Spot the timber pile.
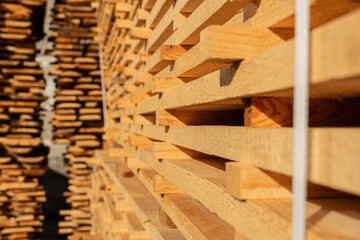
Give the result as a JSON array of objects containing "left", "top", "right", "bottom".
[
  {"left": 90, "top": 0, "right": 360, "bottom": 239},
  {"left": 0, "top": 0, "right": 47, "bottom": 239},
  {"left": 48, "top": 0, "right": 104, "bottom": 239}
]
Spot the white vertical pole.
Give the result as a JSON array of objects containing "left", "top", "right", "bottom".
[{"left": 293, "top": 0, "right": 310, "bottom": 239}]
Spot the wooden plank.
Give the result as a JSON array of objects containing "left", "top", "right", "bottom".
[
  {"left": 96, "top": 151, "right": 185, "bottom": 240},
  {"left": 152, "top": 175, "right": 182, "bottom": 194},
  {"left": 159, "top": 9, "right": 360, "bottom": 114},
  {"left": 163, "top": 194, "right": 235, "bottom": 240},
  {"left": 163, "top": 158, "right": 360, "bottom": 239},
  {"left": 225, "top": 162, "right": 346, "bottom": 199},
  {"left": 160, "top": 45, "right": 191, "bottom": 61},
  {"left": 146, "top": 5, "right": 174, "bottom": 52},
  {"left": 175, "top": 0, "right": 205, "bottom": 14},
  {"left": 173, "top": 26, "right": 283, "bottom": 78},
  {"left": 129, "top": 136, "right": 154, "bottom": 147},
  {"left": 172, "top": 0, "right": 252, "bottom": 45},
  {"left": 123, "top": 210, "right": 150, "bottom": 239},
  {"left": 130, "top": 27, "right": 152, "bottom": 40},
  {"left": 131, "top": 93, "right": 151, "bottom": 103},
  {"left": 133, "top": 114, "right": 155, "bottom": 125},
  {"left": 1, "top": 227, "right": 35, "bottom": 234},
  {"left": 116, "top": 19, "right": 132, "bottom": 29},
  {"left": 122, "top": 124, "right": 360, "bottom": 195},
  {"left": 152, "top": 77, "right": 191, "bottom": 93},
  {"left": 109, "top": 148, "right": 133, "bottom": 158},
  {"left": 153, "top": 142, "right": 210, "bottom": 159},
  {"left": 127, "top": 157, "right": 150, "bottom": 169},
  {"left": 115, "top": 2, "right": 132, "bottom": 13},
  {"left": 142, "top": 0, "right": 156, "bottom": 10},
  {"left": 244, "top": 97, "right": 360, "bottom": 127}
]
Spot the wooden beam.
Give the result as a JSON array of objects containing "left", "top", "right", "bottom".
[
  {"left": 173, "top": 0, "right": 252, "bottom": 45},
  {"left": 159, "top": 9, "right": 360, "bottom": 114},
  {"left": 133, "top": 114, "right": 155, "bottom": 125},
  {"left": 116, "top": 199, "right": 133, "bottom": 211},
  {"left": 163, "top": 158, "right": 360, "bottom": 239},
  {"left": 128, "top": 136, "right": 154, "bottom": 147},
  {"left": 160, "top": 45, "right": 190, "bottom": 61},
  {"left": 137, "top": 9, "right": 149, "bottom": 22},
  {"left": 122, "top": 124, "right": 360, "bottom": 195},
  {"left": 122, "top": 211, "right": 150, "bottom": 239},
  {"left": 131, "top": 93, "right": 151, "bottom": 104},
  {"left": 96, "top": 151, "right": 184, "bottom": 240},
  {"left": 116, "top": 19, "right": 133, "bottom": 29},
  {"left": 225, "top": 162, "right": 346, "bottom": 200},
  {"left": 127, "top": 157, "right": 150, "bottom": 169},
  {"left": 130, "top": 27, "right": 152, "bottom": 40},
  {"left": 244, "top": 97, "right": 360, "bottom": 127},
  {"left": 163, "top": 194, "right": 235, "bottom": 240},
  {"left": 174, "top": 26, "right": 283, "bottom": 78},
  {"left": 153, "top": 142, "right": 209, "bottom": 159},
  {"left": 109, "top": 148, "right": 134, "bottom": 158},
  {"left": 146, "top": 5, "right": 174, "bottom": 52},
  {"left": 152, "top": 175, "right": 182, "bottom": 194},
  {"left": 152, "top": 77, "right": 193, "bottom": 93}
]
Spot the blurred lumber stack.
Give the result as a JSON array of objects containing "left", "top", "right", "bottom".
[
  {"left": 50, "top": 2, "right": 103, "bottom": 146},
  {"left": 91, "top": 0, "right": 360, "bottom": 239},
  {"left": 48, "top": 0, "right": 104, "bottom": 239},
  {"left": 0, "top": 0, "right": 47, "bottom": 239},
  {"left": 58, "top": 155, "right": 93, "bottom": 240},
  {"left": 89, "top": 157, "right": 135, "bottom": 240}
]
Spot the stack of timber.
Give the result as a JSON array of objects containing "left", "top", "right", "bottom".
[
  {"left": 0, "top": 0, "right": 47, "bottom": 239},
  {"left": 49, "top": 0, "right": 104, "bottom": 239},
  {"left": 92, "top": 0, "right": 360, "bottom": 239}
]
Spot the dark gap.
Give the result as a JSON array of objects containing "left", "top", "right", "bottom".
[
  {"left": 39, "top": 170, "right": 68, "bottom": 240},
  {"left": 165, "top": 109, "right": 244, "bottom": 126}
]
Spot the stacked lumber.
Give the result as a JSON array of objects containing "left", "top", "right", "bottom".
[
  {"left": 50, "top": 2, "right": 103, "bottom": 146},
  {"left": 58, "top": 155, "right": 94, "bottom": 240},
  {"left": 91, "top": 0, "right": 360, "bottom": 239},
  {"left": 48, "top": 0, "right": 104, "bottom": 239},
  {"left": 0, "top": 0, "right": 47, "bottom": 239},
  {"left": 90, "top": 157, "right": 144, "bottom": 240}
]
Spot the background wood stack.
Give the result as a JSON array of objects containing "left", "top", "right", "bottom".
[
  {"left": 0, "top": 0, "right": 47, "bottom": 239},
  {"left": 48, "top": 0, "right": 103, "bottom": 238},
  {"left": 88, "top": 0, "right": 360, "bottom": 239}
]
